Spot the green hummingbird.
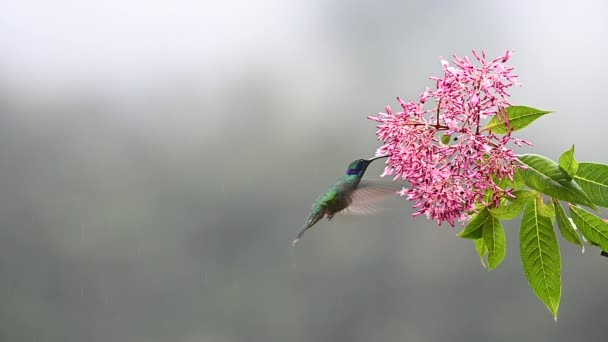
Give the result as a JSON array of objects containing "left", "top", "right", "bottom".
[{"left": 292, "top": 155, "right": 396, "bottom": 246}]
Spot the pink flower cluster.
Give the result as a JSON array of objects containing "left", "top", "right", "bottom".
[{"left": 369, "top": 51, "right": 529, "bottom": 226}]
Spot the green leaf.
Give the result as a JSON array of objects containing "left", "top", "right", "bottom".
[
  {"left": 473, "top": 238, "right": 488, "bottom": 268},
  {"left": 489, "top": 201, "right": 525, "bottom": 220},
  {"left": 536, "top": 195, "right": 555, "bottom": 218},
  {"left": 483, "top": 216, "right": 506, "bottom": 270},
  {"left": 517, "top": 154, "right": 596, "bottom": 209},
  {"left": 520, "top": 202, "right": 561, "bottom": 320},
  {"left": 558, "top": 145, "right": 578, "bottom": 178},
  {"left": 569, "top": 205, "right": 608, "bottom": 251},
  {"left": 458, "top": 209, "right": 490, "bottom": 239},
  {"left": 552, "top": 199, "right": 584, "bottom": 248},
  {"left": 495, "top": 175, "right": 512, "bottom": 189},
  {"left": 484, "top": 106, "right": 552, "bottom": 134},
  {"left": 495, "top": 168, "right": 524, "bottom": 190},
  {"left": 573, "top": 162, "right": 608, "bottom": 207},
  {"left": 508, "top": 189, "right": 538, "bottom": 204},
  {"left": 513, "top": 168, "right": 525, "bottom": 189},
  {"left": 440, "top": 134, "right": 451, "bottom": 145}
]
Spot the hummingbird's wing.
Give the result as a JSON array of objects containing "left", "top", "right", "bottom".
[{"left": 340, "top": 181, "right": 401, "bottom": 216}]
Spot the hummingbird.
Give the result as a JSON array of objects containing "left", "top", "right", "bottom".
[{"left": 292, "top": 154, "right": 396, "bottom": 246}]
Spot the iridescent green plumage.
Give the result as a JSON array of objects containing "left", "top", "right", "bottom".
[{"left": 292, "top": 155, "right": 394, "bottom": 245}]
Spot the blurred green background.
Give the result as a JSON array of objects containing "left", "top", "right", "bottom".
[{"left": 1, "top": 1, "right": 607, "bottom": 341}]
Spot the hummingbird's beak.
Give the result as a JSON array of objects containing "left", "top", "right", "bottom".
[{"left": 367, "top": 154, "right": 390, "bottom": 162}]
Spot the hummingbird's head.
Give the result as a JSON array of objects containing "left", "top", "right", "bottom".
[{"left": 345, "top": 155, "right": 389, "bottom": 176}]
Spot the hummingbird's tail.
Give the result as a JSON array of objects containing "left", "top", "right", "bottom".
[{"left": 292, "top": 209, "right": 325, "bottom": 246}]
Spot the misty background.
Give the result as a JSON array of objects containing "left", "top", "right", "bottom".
[{"left": 1, "top": 1, "right": 607, "bottom": 341}]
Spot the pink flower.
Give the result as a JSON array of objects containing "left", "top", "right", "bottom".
[{"left": 369, "top": 50, "right": 524, "bottom": 226}]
